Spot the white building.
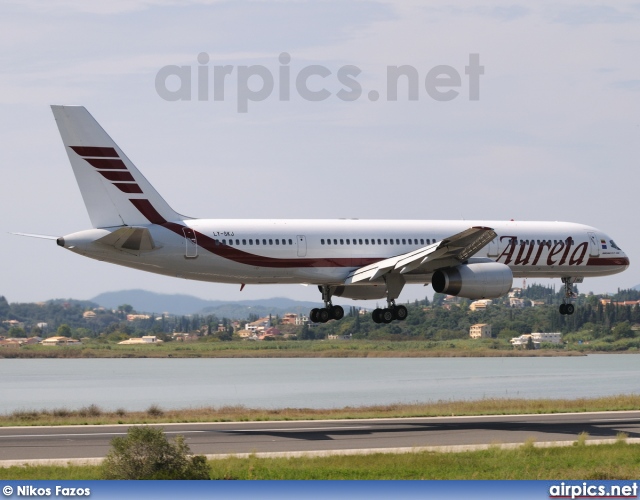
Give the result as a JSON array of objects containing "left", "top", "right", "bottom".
[
  {"left": 510, "top": 333, "right": 562, "bottom": 348},
  {"left": 118, "top": 335, "right": 162, "bottom": 345},
  {"left": 510, "top": 334, "right": 538, "bottom": 348},
  {"left": 470, "top": 324, "right": 492, "bottom": 339},
  {"left": 531, "top": 332, "right": 562, "bottom": 344},
  {"left": 245, "top": 317, "right": 271, "bottom": 332},
  {"left": 469, "top": 299, "right": 492, "bottom": 311}
]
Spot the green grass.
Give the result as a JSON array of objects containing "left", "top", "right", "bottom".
[
  {"left": 2, "top": 442, "right": 639, "bottom": 480},
  {"left": 3, "top": 339, "right": 581, "bottom": 358},
  {"left": 3, "top": 394, "right": 640, "bottom": 427}
]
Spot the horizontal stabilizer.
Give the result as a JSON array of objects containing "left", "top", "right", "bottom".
[{"left": 95, "top": 226, "right": 158, "bottom": 252}]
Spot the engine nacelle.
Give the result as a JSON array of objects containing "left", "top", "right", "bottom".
[{"left": 432, "top": 262, "right": 513, "bottom": 300}]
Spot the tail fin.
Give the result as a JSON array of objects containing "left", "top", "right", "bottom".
[{"left": 51, "top": 105, "right": 188, "bottom": 228}]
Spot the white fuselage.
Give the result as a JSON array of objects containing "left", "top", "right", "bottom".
[{"left": 61, "top": 218, "right": 629, "bottom": 289}]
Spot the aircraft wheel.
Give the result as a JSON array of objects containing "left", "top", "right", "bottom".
[
  {"left": 372, "top": 308, "right": 383, "bottom": 324},
  {"left": 566, "top": 304, "right": 575, "bottom": 315},
  {"left": 381, "top": 308, "right": 394, "bottom": 324},
  {"left": 310, "top": 308, "right": 319, "bottom": 323},
  {"left": 394, "top": 305, "right": 408, "bottom": 321},
  {"left": 330, "top": 305, "right": 345, "bottom": 321},
  {"left": 317, "top": 308, "right": 330, "bottom": 323},
  {"left": 559, "top": 304, "right": 567, "bottom": 315}
]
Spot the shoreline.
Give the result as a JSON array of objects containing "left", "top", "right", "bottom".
[{"left": 0, "top": 345, "right": 596, "bottom": 359}]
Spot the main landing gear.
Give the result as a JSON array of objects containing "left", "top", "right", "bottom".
[
  {"left": 559, "top": 277, "right": 580, "bottom": 315},
  {"left": 372, "top": 302, "right": 408, "bottom": 324},
  {"left": 309, "top": 276, "right": 410, "bottom": 324},
  {"left": 371, "top": 274, "right": 408, "bottom": 323},
  {"left": 309, "top": 285, "right": 345, "bottom": 324}
]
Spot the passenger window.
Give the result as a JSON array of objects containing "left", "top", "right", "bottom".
[
  {"left": 333, "top": 239, "right": 337, "bottom": 245},
  {"left": 340, "top": 239, "right": 344, "bottom": 245},
  {"left": 390, "top": 239, "right": 394, "bottom": 245},
  {"left": 365, "top": 239, "right": 369, "bottom": 245},
  {"left": 396, "top": 239, "right": 400, "bottom": 244},
  {"left": 420, "top": 239, "right": 424, "bottom": 245},
  {"left": 263, "top": 239, "right": 267, "bottom": 245},
  {"left": 327, "top": 239, "right": 331, "bottom": 245},
  {"left": 275, "top": 239, "right": 279, "bottom": 245},
  {"left": 289, "top": 239, "right": 293, "bottom": 245},
  {"left": 346, "top": 239, "right": 350, "bottom": 245},
  {"left": 249, "top": 239, "right": 253, "bottom": 245},
  {"left": 321, "top": 239, "right": 325, "bottom": 245}
]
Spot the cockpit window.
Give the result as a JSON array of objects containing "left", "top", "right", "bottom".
[{"left": 610, "top": 240, "right": 621, "bottom": 251}]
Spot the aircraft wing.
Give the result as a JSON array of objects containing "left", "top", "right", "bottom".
[{"left": 344, "top": 226, "right": 496, "bottom": 284}]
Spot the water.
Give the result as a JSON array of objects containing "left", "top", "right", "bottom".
[{"left": 1, "top": 355, "right": 639, "bottom": 413}]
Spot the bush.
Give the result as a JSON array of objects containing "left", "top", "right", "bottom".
[
  {"left": 147, "top": 404, "right": 164, "bottom": 417},
  {"left": 101, "top": 426, "right": 210, "bottom": 479}
]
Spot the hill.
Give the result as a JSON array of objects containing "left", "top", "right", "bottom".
[{"left": 90, "top": 289, "right": 320, "bottom": 318}]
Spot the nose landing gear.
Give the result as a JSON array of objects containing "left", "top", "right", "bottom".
[{"left": 559, "top": 277, "right": 581, "bottom": 315}]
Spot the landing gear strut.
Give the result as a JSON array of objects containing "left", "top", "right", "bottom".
[
  {"left": 559, "top": 277, "right": 579, "bottom": 315},
  {"left": 309, "top": 285, "right": 344, "bottom": 324}
]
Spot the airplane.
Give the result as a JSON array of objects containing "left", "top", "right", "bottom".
[{"left": 19, "top": 105, "right": 630, "bottom": 324}]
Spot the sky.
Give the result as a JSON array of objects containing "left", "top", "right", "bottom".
[{"left": 1, "top": 0, "right": 639, "bottom": 306}]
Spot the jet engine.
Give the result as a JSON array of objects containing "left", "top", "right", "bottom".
[{"left": 431, "top": 262, "right": 513, "bottom": 300}]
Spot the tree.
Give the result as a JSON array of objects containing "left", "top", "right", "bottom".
[
  {"left": 612, "top": 321, "right": 635, "bottom": 340},
  {"left": 526, "top": 336, "right": 535, "bottom": 350},
  {"left": 57, "top": 324, "right": 72, "bottom": 337},
  {"left": 0, "top": 296, "right": 10, "bottom": 319},
  {"left": 7, "top": 326, "right": 26, "bottom": 338},
  {"left": 101, "top": 426, "right": 209, "bottom": 480},
  {"left": 117, "top": 304, "right": 134, "bottom": 317},
  {"left": 299, "top": 323, "right": 314, "bottom": 340}
]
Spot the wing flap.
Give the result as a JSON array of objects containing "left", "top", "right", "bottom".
[{"left": 345, "top": 226, "right": 496, "bottom": 284}]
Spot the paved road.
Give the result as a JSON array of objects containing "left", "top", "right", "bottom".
[{"left": 1, "top": 411, "right": 639, "bottom": 462}]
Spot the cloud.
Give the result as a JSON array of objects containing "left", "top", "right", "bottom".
[
  {"left": 610, "top": 79, "right": 640, "bottom": 91},
  {"left": 552, "top": 5, "right": 636, "bottom": 25}
]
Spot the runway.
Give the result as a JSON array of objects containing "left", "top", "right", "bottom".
[{"left": 1, "top": 411, "right": 639, "bottom": 464}]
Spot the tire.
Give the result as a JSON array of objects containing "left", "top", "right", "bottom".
[
  {"left": 381, "top": 309, "right": 394, "bottom": 323},
  {"left": 394, "top": 305, "right": 408, "bottom": 321},
  {"left": 372, "top": 308, "right": 383, "bottom": 324},
  {"left": 331, "top": 305, "right": 345, "bottom": 321},
  {"left": 310, "top": 308, "right": 319, "bottom": 323},
  {"left": 559, "top": 304, "right": 567, "bottom": 315},
  {"left": 566, "top": 304, "right": 575, "bottom": 315},
  {"left": 318, "top": 308, "right": 330, "bottom": 323}
]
